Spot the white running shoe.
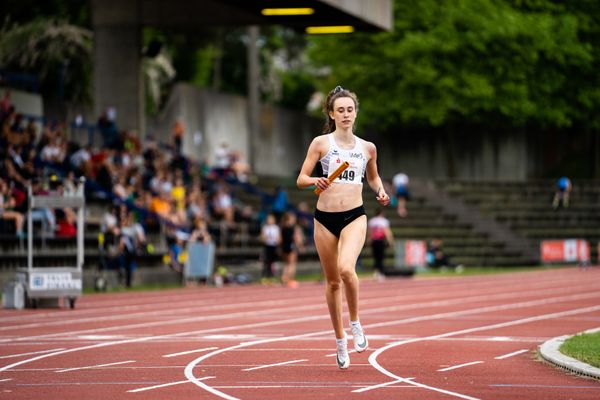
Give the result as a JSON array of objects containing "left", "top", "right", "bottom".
[
  {"left": 336, "top": 341, "right": 350, "bottom": 369},
  {"left": 351, "top": 323, "right": 369, "bottom": 353}
]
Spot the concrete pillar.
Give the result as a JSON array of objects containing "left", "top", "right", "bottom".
[
  {"left": 92, "top": 0, "right": 143, "bottom": 134},
  {"left": 247, "top": 25, "right": 260, "bottom": 171}
]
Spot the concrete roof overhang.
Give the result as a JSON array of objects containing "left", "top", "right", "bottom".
[{"left": 94, "top": 0, "right": 392, "bottom": 32}]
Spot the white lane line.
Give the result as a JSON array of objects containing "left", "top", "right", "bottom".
[
  {"left": 368, "top": 304, "right": 600, "bottom": 400},
  {"left": 162, "top": 347, "right": 219, "bottom": 358},
  {"left": 3, "top": 277, "right": 588, "bottom": 343},
  {"left": 438, "top": 361, "right": 484, "bottom": 372},
  {"left": 214, "top": 384, "right": 415, "bottom": 389},
  {"left": 352, "top": 378, "right": 415, "bottom": 393},
  {"left": 184, "top": 294, "right": 600, "bottom": 400},
  {"left": 56, "top": 360, "right": 135, "bottom": 373},
  {"left": 495, "top": 349, "right": 529, "bottom": 360},
  {"left": 127, "top": 376, "right": 214, "bottom": 393},
  {"left": 326, "top": 349, "right": 357, "bottom": 357},
  {"left": 0, "top": 348, "right": 65, "bottom": 359},
  {"left": 3, "top": 286, "right": 599, "bottom": 398},
  {"left": 243, "top": 359, "right": 307, "bottom": 371},
  {"left": 0, "top": 378, "right": 13, "bottom": 382}
]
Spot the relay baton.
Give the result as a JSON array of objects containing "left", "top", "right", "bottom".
[{"left": 314, "top": 161, "right": 350, "bottom": 195}]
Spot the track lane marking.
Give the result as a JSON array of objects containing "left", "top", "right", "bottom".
[
  {"left": 326, "top": 349, "right": 357, "bottom": 357},
  {"left": 127, "top": 376, "right": 214, "bottom": 393},
  {"left": 494, "top": 349, "right": 529, "bottom": 360},
  {"left": 183, "top": 294, "right": 600, "bottom": 400},
  {"left": 0, "top": 348, "right": 65, "bottom": 359},
  {"left": 55, "top": 360, "right": 135, "bottom": 373},
  {"left": 438, "top": 361, "right": 484, "bottom": 372},
  {"left": 3, "top": 290, "right": 599, "bottom": 377},
  {"left": 1, "top": 272, "right": 587, "bottom": 334},
  {"left": 242, "top": 359, "right": 307, "bottom": 371},
  {"left": 162, "top": 347, "right": 219, "bottom": 358},
  {"left": 368, "top": 304, "right": 600, "bottom": 400},
  {"left": 183, "top": 292, "right": 600, "bottom": 400},
  {"left": 0, "top": 270, "right": 584, "bottom": 326},
  {"left": 352, "top": 378, "right": 415, "bottom": 393},
  {"left": 0, "top": 378, "right": 12, "bottom": 382},
  {"left": 5, "top": 280, "right": 596, "bottom": 345},
  {"left": 3, "top": 277, "right": 600, "bottom": 399}
]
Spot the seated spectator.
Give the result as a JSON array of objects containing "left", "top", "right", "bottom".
[
  {"left": 40, "top": 133, "right": 66, "bottom": 166},
  {"left": 4, "top": 144, "right": 31, "bottom": 188},
  {"left": 212, "top": 141, "right": 231, "bottom": 178},
  {"left": 30, "top": 181, "right": 56, "bottom": 236},
  {"left": 55, "top": 208, "right": 77, "bottom": 238},
  {"left": 149, "top": 187, "right": 172, "bottom": 218},
  {"left": 69, "top": 144, "right": 93, "bottom": 177},
  {"left": 97, "top": 109, "right": 118, "bottom": 149},
  {"left": 112, "top": 174, "right": 130, "bottom": 200},
  {"left": 552, "top": 176, "right": 572, "bottom": 209},
  {"left": 189, "top": 215, "right": 212, "bottom": 244},
  {"left": 211, "top": 183, "right": 235, "bottom": 227},
  {"left": 167, "top": 230, "right": 190, "bottom": 274},
  {"left": 0, "top": 177, "right": 25, "bottom": 237},
  {"left": 426, "top": 238, "right": 461, "bottom": 271},
  {"left": 172, "top": 175, "right": 186, "bottom": 212},
  {"left": 187, "top": 187, "right": 209, "bottom": 222},
  {"left": 229, "top": 150, "right": 251, "bottom": 182}
]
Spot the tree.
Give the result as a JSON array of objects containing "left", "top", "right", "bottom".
[
  {"left": 307, "top": 0, "right": 598, "bottom": 131},
  {"left": 0, "top": 19, "right": 93, "bottom": 105}
]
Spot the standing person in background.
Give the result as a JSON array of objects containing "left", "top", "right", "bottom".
[
  {"left": 296, "top": 85, "right": 390, "bottom": 369},
  {"left": 368, "top": 208, "right": 395, "bottom": 281},
  {"left": 260, "top": 213, "right": 281, "bottom": 284},
  {"left": 392, "top": 172, "right": 410, "bottom": 217},
  {"left": 171, "top": 118, "right": 184, "bottom": 154},
  {"left": 271, "top": 185, "right": 289, "bottom": 223},
  {"left": 280, "top": 211, "right": 305, "bottom": 288}
]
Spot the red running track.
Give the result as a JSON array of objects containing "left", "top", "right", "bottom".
[{"left": 1, "top": 267, "right": 600, "bottom": 400}]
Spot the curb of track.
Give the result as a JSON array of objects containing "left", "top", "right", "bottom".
[{"left": 539, "top": 327, "right": 600, "bottom": 380}]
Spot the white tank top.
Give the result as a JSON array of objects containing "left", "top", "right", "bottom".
[{"left": 319, "top": 134, "right": 367, "bottom": 185}]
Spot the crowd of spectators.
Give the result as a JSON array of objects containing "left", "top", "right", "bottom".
[{"left": 0, "top": 91, "right": 308, "bottom": 287}]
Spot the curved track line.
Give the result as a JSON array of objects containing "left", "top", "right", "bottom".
[
  {"left": 183, "top": 292, "right": 600, "bottom": 399},
  {"left": 2, "top": 287, "right": 598, "bottom": 375},
  {"left": 368, "top": 304, "right": 600, "bottom": 399}
]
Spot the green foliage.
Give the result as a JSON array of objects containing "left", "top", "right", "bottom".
[
  {"left": 164, "top": 26, "right": 315, "bottom": 111},
  {"left": 307, "top": 0, "right": 598, "bottom": 130},
  {"left": 279, "top": 70, "right": 316, "bottom": 110},
  {"left": 0, "top": 19, "right": 93, "bottom": 104},
  {"left": 0, "top": 0, "right": 90, "bottom": 27}
]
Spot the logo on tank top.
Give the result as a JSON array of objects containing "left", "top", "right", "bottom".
[{"left": 349, "top": 152, "right": 363, "bottom": 159}]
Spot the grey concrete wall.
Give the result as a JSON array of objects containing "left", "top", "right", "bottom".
[
  {"left": 374, "top": 129, "right": 529, "bottom": 180},
  {"left": 147, "top": 84, "right": 320, "bottom": 177},
  {"left": 148, "top": 84, "right": 533, "bottom": 180}
]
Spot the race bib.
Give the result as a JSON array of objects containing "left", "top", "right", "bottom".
[{"left": 329, "top": 156, "right": 362, "bottom": 185}]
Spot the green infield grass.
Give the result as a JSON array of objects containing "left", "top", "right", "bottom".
[{"left": 559, "top": 331, "right": 600, "bottom": 369}]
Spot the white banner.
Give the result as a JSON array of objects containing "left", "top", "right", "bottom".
[{"left": 29, "top": 272, "right": 82, "bottom": 291}]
